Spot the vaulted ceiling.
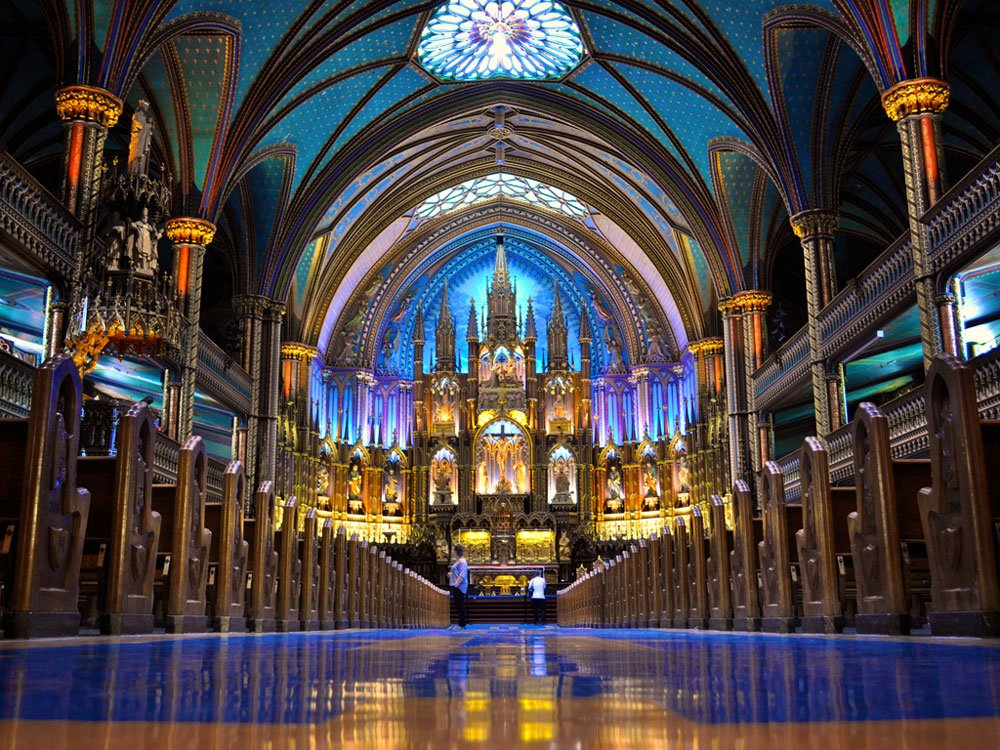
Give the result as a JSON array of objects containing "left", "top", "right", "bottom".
[{"left": 2, "top": 0, "right": 998, "bottom": 366}]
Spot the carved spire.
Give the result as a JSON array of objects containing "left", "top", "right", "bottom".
[
  {"left": 435, "top": 281, "right": 456, "bottom": 372},
  {"left": 548, "top": 283, "right": 568, "bottom": 370},
  {"left": 493, "top": 229, "right": 511, "bottom": 291},
  {"left": 486, "top": 229, "right": 517, "bottom": 344},
  {"left": 524, "top": 297, "right": 537, "bottom": 340},
  {"left": 466, "top": 296, "right": 479, "bottom": 342},
  {"left": 578, "top": 302, "right": 592, "bottom": 343},
  {"left": 412, "top": 303, "right": 425, "bottom": 344}
]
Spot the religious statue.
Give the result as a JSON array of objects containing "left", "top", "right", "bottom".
[
  {"left": 129, "top": 206, "right": 162, "bottom": 277},
  {"left": 478, "top": 461, "right": 489, "bottom": 494},
  {"left": 646, "top": 332, "right": 667, "bottom": 362},
  {"left": 554, "top": 460, "right": 571, "bottom": 496},
  {"left": 432, "top": 454, "right": 453, "bottom": 503},
  {"left": 604, "top": 326, "right": 623, "bottom": 369},
  {"left": 384, "top": 464, "right": 400, "bottom": 503},
  {"left": 643, "top": 457, "right": 659, "bottom": 497},
  {"left": 514, "top": 458, "right": 527, "bottom": 493},
  {"left": 495, "top": 474, "right": 512, "bottom": 494},
  {"left": 127, "top": 99, "right": 153, "bottom": 176},
  {"left": 434, "top": 401, "right": 453, "bottom": 423},
  {"left": 678, "top": 456, "right": 691, "bottom": 496},
  {"left": 558, "top": 530, "right": 571, "bottom": 560},
  {"left": 553, "top": 390, "right": 567, "bottom": 418},
  {"left": 606, "top": 464, "right": 624, "bottom": 511},
  {"left": 348, "top": 463, "right": 363, "bottom": 501}
]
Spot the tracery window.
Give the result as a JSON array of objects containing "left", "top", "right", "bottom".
[
  {"left": 415, "top": 173, "right": 588, "bottom": 221},
  {"left": 418, "top": 0, "right": 584, "bottom": 81}
]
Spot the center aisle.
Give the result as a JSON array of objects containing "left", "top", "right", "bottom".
[{"left": 1, "top": 626, "right": 999, "bottom": 748}]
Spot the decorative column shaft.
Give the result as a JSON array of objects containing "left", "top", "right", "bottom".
[
  {"left": 882, "top": 78, "right": 951, "bottom": 367},
  {"left": 165, "top": 218, "right": 215, "bottom": 442},
  {"left": 55, "top": 85, "right": 123, "bottom": 222},
  {"left": 233, "top": 294, "right": 269, "bottom": 492},
  {"left": 261, "top": 301, "right": 285, "bottom": 485},
  {"left": 688, "top": 338, "right": 724, "bottom": 504},
  {"left": 790, "top": 209, "right": 841, "bottom": 436},
  {"left": 936, "top": 291, "right": 963, "bottom": 358},
  {"left": 42, "top": 286, "right": 67, "bottom": 359}
]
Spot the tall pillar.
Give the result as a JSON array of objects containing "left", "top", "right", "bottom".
[
  {"left": 790, "top": 209, "right": 842, "bottom": 436},
  {"left": 165, "top": 218, "right": 215, "bottom": 442},
  {"left": 233, "top": 295, "right": 267, "bottom": 492},
  {"left": 936, "top": 291, "right": 963, "bottom": 358},
  {"left": 688, "top": 338, "right": 724, "bottom": 504},
  {"left": 719, "top": 290, "right": 772, "bottom": 494},
  {"left": 54, "top": 85, "right": 123, "bottom": 222},
  {"left": 281, "top": 342, "right": 319, "bottom": 504},
  {"left": 882, "top": 78, "right": 951, "bottom": 368},
  {"left": 42, "top": 286, "right": 68, "bottom": 358},
  {"left": 261, "top": 301, "right": 285, "bottom": 485}
]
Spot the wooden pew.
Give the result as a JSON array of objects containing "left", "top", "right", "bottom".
[
  {"left": 848, "top": 402, "right": 930, "bottom": 635},
  {"left": 707, "top": 495, "right": 733, "bottom": 630},
  {"left": 1, "top": 354, "right": 91, "bottom": 639},
  {"left": 318, "top": 520, "right": 337, "bottom": 630},
  {"left": 730, "top": 480, "right": 762, "bottom": 631},
  {"left": 331, "top": 527, "right": 349, "bottom": 629},
  {"left": 918, "top": 354, "right": 1000, "bottom": 637},
  {"left": 207, "top": 461, "right": 249, "bottom": 633},
  {"left": 758, "top": 461, "right": 799, "bottom": 633},
  {"left": 247, "top": 481, "right": 279, "bottom": 632},
  {"left": 275, "top": 496, "right": 302, "bottom": 632},
  {"left": 76, "top": 402, "right": 162, "bottom": 635},
  {"left": 687, "top": 508, "right": 709, "bottom": 629},
  {"left": 636, "top": 538, "right": 652, "bottom": 627},
  {"left": 795, "top": 436, "right": 850, "bottom": 634},
  {"left": 672, "top": 518, "right": 690, "bottom": 628},
  {"left": 299, "top": 508, "right": 321, "bottom": 631},
  {"left": 647, "top": 534, "right": 662, "bottom": 628},
  {"left": 358, "top": 540, "right": 370, "bottom": 628},
  {"left": 151, "top": 435, "right": 212, "bottom": 633},
  {"left": 347, "top": 534, "right": 361, "bottom": 628},
  {"left": 658, "top": 526, "right": 676, "bottom": 627}
]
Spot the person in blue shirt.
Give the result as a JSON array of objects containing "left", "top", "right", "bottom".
[
  {"left": 528, "top": 570, "right": 547, "bottom": 625},
  {"left": 449, "top": 545, "right": 469, "bottom": 628}
]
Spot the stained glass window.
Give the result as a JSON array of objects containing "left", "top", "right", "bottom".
[
  {"left": 418, "top": 0, "right": 585, "bottom": 82},
  {"left": 414, "top": 173, "right": 589, "bottom": 221}
]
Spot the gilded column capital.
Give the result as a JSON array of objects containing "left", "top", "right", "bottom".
[
  {"left": 719, "top": 290, "right": 772, "bottom": 316},
  {"left": 881, "top": 77, "right": 950, "bottom": 122},
  {"left": 281, "top": 342, "right": 319, "bottom": 361},
  {"left": 55, "top": 85, "right": 123, "bottom": 128},
  {"left": 790, "top": 209, "right": 839, "bottom": 240},
  {"left": 232, "top": 294, "right": 271, "bottom": 318},
  {"left": 688, "top": 338, "right": 724, "bottom": 357},
  {"left": 165, "top": 217, "right": 216, "bottom": 247}
]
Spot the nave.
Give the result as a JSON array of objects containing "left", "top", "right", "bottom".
[{"left": 1, "top": 625, "right": 999, "bottom": 749}]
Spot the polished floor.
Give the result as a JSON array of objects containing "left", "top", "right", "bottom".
[{"left": 1, "top": 625, "right": 999, "bottom": 749}]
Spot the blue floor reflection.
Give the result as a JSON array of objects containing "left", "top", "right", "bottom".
[{"left": 1, "top": 627, "right": 999, "bottom": 725}]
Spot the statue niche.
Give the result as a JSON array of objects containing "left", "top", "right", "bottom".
[
  {"left": 639, "top": 444, "right": 660, "bottom": 511},
  {"left": 430, "top": 446, "right": 457, "bottom": 506},
  {"left": 347, "top": 448, "right": 366, "bottom": 515},
  {"left": 475, "top": 419, "right": 529, "bottom": 495},
  {"left": 548, "top": 444, "right": 577, "bottom": 505},
  {"left": 382, "top": 452, "right": 403, "bottom": 517},
  {"left": 603, "top": 448, "right": 624, "bottom": 513}
]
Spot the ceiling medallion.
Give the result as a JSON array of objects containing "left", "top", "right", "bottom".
[{"left": 418, "top": 0, "right": 585, "bottom": 82}]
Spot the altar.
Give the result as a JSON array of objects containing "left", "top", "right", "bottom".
[{"left": 468, "top": 564, "right": 558, "bottom": 595}]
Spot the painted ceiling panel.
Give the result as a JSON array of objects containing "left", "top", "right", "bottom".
[
  {"left": 772, "top": 26, "right": 831, "bottom": 197},
  {"left": 272, "top": 15, "right": 419, "bottom": 113},
  {"left": 259, "top": 66, "right": 390, "bottom": 189},
  {"left": 328, "top": 65, "right": 434, "bottom": 156},
  {"left": 564, "top": 62, "right": 676, "bottom": 162},
  {"left": 578, "top": 9, "right": 730, "bottom": 103},
  {"left": 715, "top": 150, "right": 759, "bottom": 270},
  {"left": 244, "top": 155, "right": 289, "bottom": 270},
  {"left": 171, "top": 34, "right": 232, "bottom": 190},
  {"left": 614, "top": 61, "right": 744, "bottom": 186}
]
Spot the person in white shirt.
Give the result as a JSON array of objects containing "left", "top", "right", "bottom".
[
  {"left": 449, "top": 545, "right": 469, "bottom": 627},
  {"left": 527, "top": 570, "right": 547, "bottom": 625}
]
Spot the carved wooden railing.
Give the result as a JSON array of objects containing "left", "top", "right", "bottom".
[
  {"left": 926, "top": 142, "right": 1000, "bottom": 275},
  {"left": 778, "top": 345, "right": 1000, "bottom": 500},
  {"left": 0, "top": 347, "right": 36, "bottom": 417},
  {"left": 755, "top": 144, "right": 1000, "bottom": 411},
  {"left": 195, "top": 331, "right": 252, "bottom": 415},
  {"left": 0, "top": 150, "right": 79, "bottom": 278}
]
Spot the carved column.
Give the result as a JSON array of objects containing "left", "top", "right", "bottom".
[
  {"left": 261, "top": 301, "right": 285, "bottom": 485},
  {"left": 720, "top": 291, "right": 771, "bottom": 495},
  {"left": 936, "top": 292, "right": 963, "bottom": 358},
  {"left": 882, "top": 78, "right": 950, "bottom": 368},
  {"left": 790, "top": 209, "right": 841, "bottom": 436},
  {"left": 55, "top": 85, "right": 123, "bottom": 222},
  {"left": 42, "top": 287, "right": 68, "bottom": 359},
  {"left": 234, "top": 295, "right": 267, "bottom": 492},
  {"left": 280, "top": 342, "right": 319, "bottom": 506},
  {"left": 688, "top": 338, "right": 724, "bottom": 504},
  {"left": 165, "top": 218, "right": 215, "bottom": 442}
]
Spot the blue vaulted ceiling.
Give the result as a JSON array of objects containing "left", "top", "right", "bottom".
[{"left": 3, "top": 1, "right": 998, "bottom": 363}]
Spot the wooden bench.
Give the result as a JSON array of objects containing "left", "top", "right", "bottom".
[
  {"left": 758, "top": 461, "right": 799, "bottom": 633},
  {"left": 687, "top": 509, "right": 710, "bottom": 629},
  {"left": 672, "top": 518, "right": 690, "bottom": 628},
  {"left": 151, "top": 435, "right": 212, "bottom": 633},
  {"left": 795, "top": 436, "right": 852, "bottom": 634},
  {"left": 0, "top": 354, "right": 91, "bottom": 639},
  {"left": 848, "top": 402, "right": 931, "bottom": 634},
  {"left": 299, "top": 507, "right": 320, "bottom": 631},
  {"left": 730, "top": 480, "right": 762, "bottom": 631},
  {"left": 275, "top": 496, "right": 302, "bottom": 632},
  {"left": 247, "top": 481, "right": 278, "bottom": 632},
  {"left": 657, "top": 526, "right": 676, "bottom": 628},
  {"left": 76, "top": 402, "right": 161, "bottom": 635},
  {"left": 206, "top": 460, "right": 249, "bottom": 633},
  {"left": 707, "top": 495, "right": 733, "bottom": 630},
  {"left": 317, "top": 520, "right": 337, "bottom": 630},
  {"left": 918, "top": 354, "right": 1000, "bottom": 637}
]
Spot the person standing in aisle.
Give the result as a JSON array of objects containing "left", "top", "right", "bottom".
[
  {"left": 449, "top": 545, "right": 469, "bottom": 628},
  {"left": 528, "top": 570, "right": 547, "bottom": 625}
]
